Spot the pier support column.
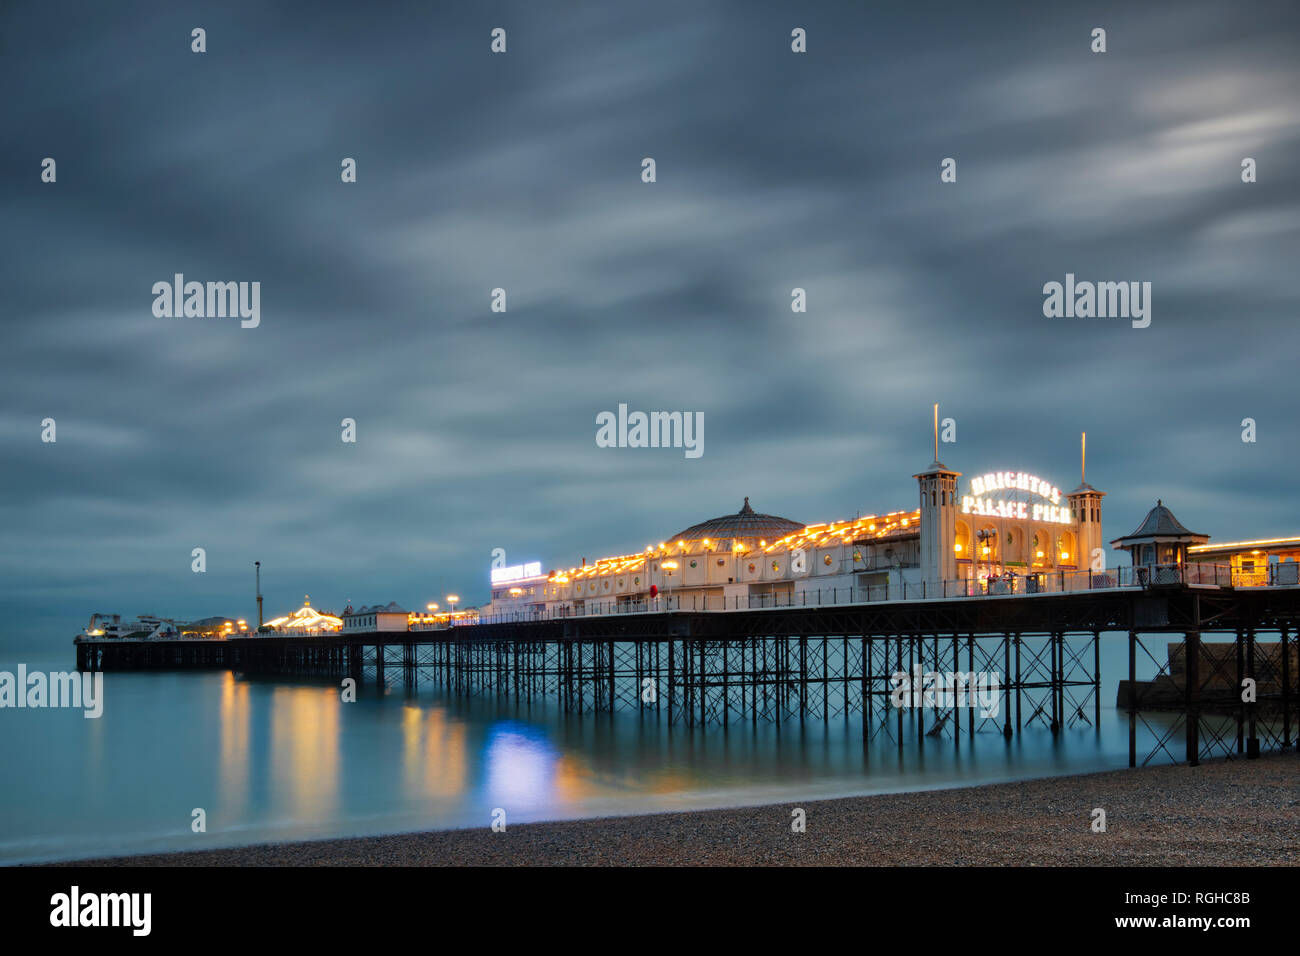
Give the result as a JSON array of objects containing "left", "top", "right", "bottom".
[
  {"left": 1235, "top": 629, "right": 1245, "bottom": 754},
  {"left": 951, "top": 633, "right": 961, "bottom": 742},
  {"left": 1246, "top": 626, "right": 1259, "bottom": 758},
  {"left": 1128, "top": 630, "right": 1137, "bottom": 768},
  {"left": 1003, "top": 633, "right": 1013, "bottom": 739},
  {"left": 1282, "top": 627, "right": 1294, "bottom": 750},
  {"left": 608, "top": 639, "right": 616, "bottom": 717},
  {"left": 967, "top": 635, "right": 975, "bottom": 742},
  {"left": 1093, "top": 631, "right": 1101, "bottom": 729},
  {"left": 862, "top": 635, "right": 870, "bottom": 742},
  {"left": 667, "top": 640, "right": 675, "bottom": 727},
  {"left": 1185, "top": 630, "right": 1200, "bottom": 766},
  {"left": 1049, "top": 632, "right": 1060, "bottom": 735},
  {"left": 896, "top": 636, "right": 904, "bottom": 750}
]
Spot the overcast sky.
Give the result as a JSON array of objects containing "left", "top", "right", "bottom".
[{"left": 3, "top": 0, "right": 1298, "bottom": 649}]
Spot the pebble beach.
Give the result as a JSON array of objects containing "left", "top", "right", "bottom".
[{"left": 54, "top": 751, "right": 1299, "bottom": 866}]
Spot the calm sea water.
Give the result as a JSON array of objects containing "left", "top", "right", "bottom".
[{"left": 1, "top": 639, "right": 1183, "bottom": 864}]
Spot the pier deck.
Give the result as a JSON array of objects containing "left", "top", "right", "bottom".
[{"left": 74, "top": 585, "right": 1300, "bottom": 768}]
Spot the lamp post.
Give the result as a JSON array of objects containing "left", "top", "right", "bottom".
[
  {"left": 977, "top": 529, "right": 996, "bottom": 592},
  {"left": 661, "top": 562, "right": 677, "bottom": 610}
]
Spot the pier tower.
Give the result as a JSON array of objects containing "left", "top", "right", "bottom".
[
  {"left": 914, "top": 407, "right": 960, "bottom": 589},
  {"left": 1066, "top": 433, "right": 1106, "bottom": 572}
]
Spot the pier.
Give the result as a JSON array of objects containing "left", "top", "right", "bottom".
[{"left": 75, "top": 581, "right": 1300, "bottom": 769}]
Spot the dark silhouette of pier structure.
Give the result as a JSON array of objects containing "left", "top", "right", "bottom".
[{"left": 75, "top": 585, "right": 1299, "bottom": 768}]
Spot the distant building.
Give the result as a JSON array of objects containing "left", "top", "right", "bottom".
[
  {"left": 181, "top": 616, "right": 247, "bottom": 638},
  {"left": 263, "top": 596, "right": 343, "bottom": 635},
  {"left": 342, "top": 602, "right": 410, "bottom": 633}
]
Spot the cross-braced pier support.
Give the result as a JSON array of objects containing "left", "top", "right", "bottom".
[{"left": 76, "top": 586, "right": 1300, "bottom": 767}]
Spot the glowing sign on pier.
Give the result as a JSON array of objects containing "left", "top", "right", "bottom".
[
  {"left": 969, "top": 472, "right": 1061, "bottom": 502},
  {"left": 491, "top": 561, "right": 543, "bottom": 584},
  {"left": 962, "top": 472, "right": 1072, "bottom": 524}
]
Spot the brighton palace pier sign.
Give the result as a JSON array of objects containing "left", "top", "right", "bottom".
[{"left": 960, "top": 472, "right": 1072, "bottom": 524}]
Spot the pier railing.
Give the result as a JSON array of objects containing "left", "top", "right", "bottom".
[
  {"left": 79, "top": 563, "right": 1294, "bottom": 641},
  {"left": 462, "top": 562, "right": 1288, "bottom": 626}
]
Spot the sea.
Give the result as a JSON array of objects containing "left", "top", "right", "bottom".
[{"left": 0, "top": 637, "right": 1190, "bottom": 864}]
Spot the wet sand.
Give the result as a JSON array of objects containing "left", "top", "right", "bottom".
[{"left": 52, "top": 751, "right": 1299, "bottom": 866}]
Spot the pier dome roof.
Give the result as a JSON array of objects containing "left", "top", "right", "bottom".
[
  {"left": 1111, "top": 499, "right": 1209, "bottom": 549},
  {"left": 1112, "top": 502, "right": 1201, "bottom": 546},
  {"left": 667, "top": 498, "right": 804, "bottom": 548}
]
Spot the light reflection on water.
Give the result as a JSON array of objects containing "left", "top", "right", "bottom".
[{"left": 0, "top": 647, "right": 1188, "bottom": 864}]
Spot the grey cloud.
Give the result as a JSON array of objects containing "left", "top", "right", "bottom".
[{"left": 2, "top": 0, "right": 1298, "bottom": 648}]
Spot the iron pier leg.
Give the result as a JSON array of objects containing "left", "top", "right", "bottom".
[
  {"left": 1282, "top": 627, "right": 1293, "bottom": 749},
  {"left": 700, "top": 639, "right": 706, "bottom": 727},
  {"left": 863, "top": 635, "right": 870, "bottom": 742},
  {"left": 1128, "top": 630, "right": 1136, "bottom": 768},
  {"left": 968, "top": 635, "right": 975, "bottom": 742},
  {"left": 952, "top": 633, "right": 961, "bottom": 743},
  {"left": 1050, "top": 632, "right": 1059, "bottom": 735},
  {"left": 1246, "top": 626, "right": 1258, "bottom": 758},
  {"left": 897, "top": 636, "right": 904, "bottom": 751},
  {"left": 1186, "top": 630, "right": 1201, "bottom": 766},
  {"left": 1236, "top": 629, "right": 1245, "bottom": 755},
  {"left": 1093, "top": 631, "right": 1101, "bottom": 729},
  {"left": 668, "top": 640, "right": 675, "bottom": 727},
  {"left": 1004, "top": 634, "right": 1013, "bottom": 739}
]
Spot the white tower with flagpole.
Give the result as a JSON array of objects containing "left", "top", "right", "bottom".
[
  {"left": 914, "top": 404, "right": 961, "bottom": 592},
  {"left": 1066, "top": 432, "right": 1105, "bottom": 574}
]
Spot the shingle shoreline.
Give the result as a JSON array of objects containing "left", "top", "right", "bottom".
[{"left": 43, "top": 751, "right": 1300, "bottom": 866}]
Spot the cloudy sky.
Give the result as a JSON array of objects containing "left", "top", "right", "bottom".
[{"left": 3, "top": 0, "right": 1298, "bottom": 649}]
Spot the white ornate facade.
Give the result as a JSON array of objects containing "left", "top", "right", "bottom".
[{"left": 485, "top": 457, "right": 1104, "bottom": 616}]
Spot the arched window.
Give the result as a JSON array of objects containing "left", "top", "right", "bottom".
[
  {"left": 977, "top": 525, "right": 999, "bottom": 562},
  {"left": 1057, "top": 530, "right": 1076, "bottom": 566},
  {"left": 954, "top": 521, "right": 971, "bottom": 558}
]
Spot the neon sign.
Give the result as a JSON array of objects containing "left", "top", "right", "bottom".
[
  {"left": 962, "top": 472, "right": 1072, "bottom": 525},
  {"left": 490, "top": 561, "right": 543, "bottom": 584},
  {"left": 969, "top": 472, "right": 1060, "bottom": 502}
]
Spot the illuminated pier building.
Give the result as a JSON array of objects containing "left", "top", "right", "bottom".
[
  {"left": 264, "top": 596, "right": 343, "bottom": 635},
  {"left": 1188, "top": 536, "right": 1300, "bottom": 586},
  {"left": 486, "top": 439, "right": 1109, "bottom": 617}
]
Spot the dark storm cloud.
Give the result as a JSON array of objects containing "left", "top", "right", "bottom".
[{"left": 2, "top": 0, "right": 1298, "bottom": 646}]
